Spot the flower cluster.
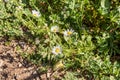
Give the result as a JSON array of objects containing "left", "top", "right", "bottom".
[
  {"left": 51, "top": 26, "right": 74, "bottom": 55},
  {"left": 50, "top": 25, "right": 74, "bottom": 36}
]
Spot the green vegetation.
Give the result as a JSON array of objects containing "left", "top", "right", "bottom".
[{"left": 0, "top": 0, "right": 120, "bottom": 79}]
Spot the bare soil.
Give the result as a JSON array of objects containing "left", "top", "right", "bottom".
[{"left": 0, "top": 39, "right": 49, "bottom": 80}]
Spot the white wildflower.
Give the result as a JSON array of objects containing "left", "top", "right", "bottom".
[
  {"left": 51, "top": 25, "right": 59, "bottom": 32},
  {"left": 32, "top": 10, "right": 41, "bottom": 17},
  {"left": 52, "top": 46, "right": 62, "bottom": 55},
  {"left": 63, "top": 29, "right": 74, "bottom": 36}
]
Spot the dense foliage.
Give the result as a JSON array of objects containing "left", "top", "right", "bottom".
[{"left": 0, "top": 0, "right": 120, "bottom": 79}]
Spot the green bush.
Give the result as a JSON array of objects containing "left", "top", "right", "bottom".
[{"left": 0, "top": 0, "right": 120, "bottom": 79}]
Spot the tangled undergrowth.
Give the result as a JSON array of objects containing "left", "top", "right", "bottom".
[{"left": 0, "top": 0, "right": 120, "bottom": 79}]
